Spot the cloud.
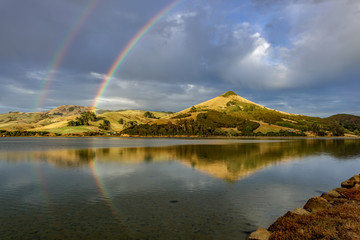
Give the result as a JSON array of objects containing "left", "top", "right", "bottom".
[
  {"left": 113, "top": 7, "right": 296, "bottom": 92},
  {"left": 94, "top": 73, "right": 217, "bottom": 111},
  {"left": 90, "top": 72, "right": 106, "bottom": 80},
  {"left": 95, "top": 96, "right": 139, "bottom": 109},
  {"left": 6, "top": 85, "right": 36, "bottom": 95},
  {"left": 26, "top": 71, "right": 50, "bottom": 81},
  {"left": 0, "top": 0, "right": 359, "bottom": 116},
  {"left": 282, "top": 0, "right": 360, "bottom": 85}
]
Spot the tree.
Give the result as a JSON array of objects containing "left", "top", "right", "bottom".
[
  {"left": 118, "top": 118, "right": 124, "bottom": 124},
  {"left": 67, "top": 120, "right": 78, "bottom": 126},
  {"left": 189, "top": 106, "right": 197, "bottom": 113},
  {"left": 144, "top": 111, "right": 156, "bottom": 118},
  {"left": 246, "top": 126, "right": 253, "bottom": 132},
  {"left": 125, "top": 121, "right": 137, "bottom": 128},
  {"left": 329, "top": 123, "right": 344, "bottom": 136},
  {"left": 67, "top": 111, "right": 96, "bottom": 126},
  {"left": 99, "top": 119, "right": 111, "bottom": 130},
  {"left": 311, "top": 122, "right": 323, "bottom": 136}
]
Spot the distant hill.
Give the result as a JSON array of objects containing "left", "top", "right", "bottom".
[
  {"left": 122, "top": 91, "right": 359, "bottom": 137},
  {"left": 0, "top": 105, "right": 92, "bottom": 132},
  {"left": 45, "top": 105, "right": 92, "bottom": 116},
  {"left": 326, "top": 114, "right": 360, "bottom": 133},
  {"left": 0, "top": 105, "right": 170, "bottom": 134},
  {"left": 1, "top": 91, "right": 359, "bottom": 137}
]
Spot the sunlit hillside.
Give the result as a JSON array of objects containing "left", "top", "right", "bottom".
[
  {"left": 0, "top": 106, "right": 170, "bottom": 134},
  {"left": 0, "top": 91, "right": 359, "bottom": 137}
]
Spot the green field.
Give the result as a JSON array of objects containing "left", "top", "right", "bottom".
[{"left": 47, "top": 126, "right": 94, "bottom": 134}]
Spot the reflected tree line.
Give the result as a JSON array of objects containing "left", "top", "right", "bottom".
[{"left": 1, "top": 139, "right": 359, "bottom": 181}]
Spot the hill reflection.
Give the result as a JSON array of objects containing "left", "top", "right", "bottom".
[{"left": 1, "top": 139, "right": 359, "bottom": 181}]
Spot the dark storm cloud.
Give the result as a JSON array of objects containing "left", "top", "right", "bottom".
[
  {"left": 0, "top": 0, "right": 359, "bottom": 116},
  {"left": 0, "top": 0, "right": 178, "bottom": 111}
]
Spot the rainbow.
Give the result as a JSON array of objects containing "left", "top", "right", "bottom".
[
  {"left": 91, "top": 0, "right": 185, "bottom": 111},
  {"left": 89, "top": 159, "right": 121, "bottom": 216},
  {"left": 34, "top": 0, "right": 101, "bottom": 112},
  {"left": 32, "top": 161, "right": 53, "bottom": 210}
]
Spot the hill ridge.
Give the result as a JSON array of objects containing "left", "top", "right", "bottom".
[
  {"left": 170, "top": 90, "right": 291, "bottom": 117},
  {"left": 0, "top": 91, "right": 359, "bottom": 137}
]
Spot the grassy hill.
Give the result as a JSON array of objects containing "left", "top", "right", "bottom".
[
  {"left": 122, "top": 91, "right": 359, "bottom": 137},
  {"left": 0, "top": 105, "right": 92, "bottom": 131},
  {"left": 0, "top": 105, "right": 170, "bottom": 135},
  {"left": 326, "top": 114, "right": 360, "bottom": 134},
  {"left": 1, "top": 91, "right": 359, "bottom": 137},
  {"left": 123, "top": 91, "right": 301, "bottom": 136}
]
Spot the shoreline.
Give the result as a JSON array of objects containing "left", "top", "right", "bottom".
[
  {"left": 0, "top": 134, "right": 359, "bottom": 139},
  {"left": 249, "top": 174, "right": 360, "bottom": 240}
]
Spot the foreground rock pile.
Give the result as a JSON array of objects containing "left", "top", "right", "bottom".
[{"left": 249, "top": 174, "right": 360, "bottom": 240}]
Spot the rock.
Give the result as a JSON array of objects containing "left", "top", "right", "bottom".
[
  {"left": 334, "top": 187, "right": 347, "bottom": 194},
  {"left": 327, "top": 190, "right": 342, "bottom": 198},
  {"left": 341, "top": 175, "right": 360, "bottom": 188},
  {"left": 353, "top": 175, "right": 360, "bottom": 183},
  {"left": 341, "top": 179, "right": 355, "bottom": 188},
  {"left": 303, "top": 197, "right": 332, "bottom": 213},
  {"left": 249, "top": 228, "right": 271, "bottom": 240},
  {"left": 321, "top": 193, "right": 334, "bottom": 202},
  {"left": 292, "top": 208, "right": 311, "bottom": 215}
]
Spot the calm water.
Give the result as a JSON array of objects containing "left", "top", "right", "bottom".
[{"left": 1, "top": 137, "right": 360, "bottom": 240}]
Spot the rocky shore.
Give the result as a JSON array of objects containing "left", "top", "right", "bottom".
[{"left": 249, "top": 174, "right": 360, "bottom": 240}]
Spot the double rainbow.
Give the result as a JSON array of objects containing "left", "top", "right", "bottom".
[{"left": 34, "top": 0, "right": 101, "bottom": 112}]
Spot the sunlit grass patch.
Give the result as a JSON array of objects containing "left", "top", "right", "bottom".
[{"left": 47, "top": 126, "right": 94, "bottom": 134}]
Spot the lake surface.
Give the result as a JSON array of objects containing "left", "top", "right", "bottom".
[{"left": 1, "top": 137, "right": 360, "bottom": 240}]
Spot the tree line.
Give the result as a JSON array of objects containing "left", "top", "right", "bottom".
[{"left": 122, "top": 110, "right": 261, "bottom": 136}]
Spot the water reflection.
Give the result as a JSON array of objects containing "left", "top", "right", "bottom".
[
  {"left": 1, "top": 138, "right": 360, "bottom": 240},
  {"left": 1, "top": 139, "right": 359, "bottom": 182}
]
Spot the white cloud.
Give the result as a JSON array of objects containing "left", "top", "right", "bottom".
[
  {"left": 26, "top": 70, "right": 49, "bottom": 81},
  {"left": 90, "top": 72, "right": 106, "bottom": 80},
  {"left": 220, "top": 28, "right": 291, "bottom": 89},
  {"left": 95, "top": 96, "right": 139, "bottom": 109},
  {"left": 7, "top": 84, "right": 35, "bottom": 95}
]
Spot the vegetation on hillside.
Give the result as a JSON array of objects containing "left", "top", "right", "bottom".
[
  {"left": 221, "top": 91, "right": 238, "bottom": 97},
  {"left": 67, "top": 111, "right": 96, "bottom": 126},
  {"left": 0, "top": 92, "right": 359, "bottom": 137},
  {"left": 144, "top": 111, "right": 157, "bottom": 119},
  {"left": 326, "top": 114, "right": 360, "bottom": 133},
  {"left": 0, "top": 130, "right": 54, "bottom": 137},
  {"left": 123, "top": 110, "right": 264, "bottom": 136},
  {"left": 99, "top": 119, "right": 111, "bottom": 130}
]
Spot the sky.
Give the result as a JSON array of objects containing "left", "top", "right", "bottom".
[{"left": 0, "top": 0, "right": 359, "bottom": 117}]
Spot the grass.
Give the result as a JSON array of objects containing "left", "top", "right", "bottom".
[
  {"left": 221, "top": 91, "right": 238, "bottom": 97},
  {"left": 254, "top": 121, "right": 292, "bottom": 134},
  {"left": 47, "top": 126, "right": 94, "bottom": 134},
  {"left": 269, "top": 197, "right": 360, "bottom": 240},
  {"left": 342, "top": 187, "right": 360, "bottom": 200}
]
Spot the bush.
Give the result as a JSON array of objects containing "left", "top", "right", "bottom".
[
  {"left": 171, "top": 113, "right": 191, "bottom": 119},
  {"left": 67, "top": 111, "right": 96, "bottom": 126},
  {"left": 189, "top": 106, "right": 197, "bottom": 113},
  {"left": 99, "top": 119, "right": 111, "bottom": 130},
  {"left": 144, "top": 111, "right": 156, "bottom": 118}
]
